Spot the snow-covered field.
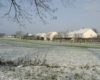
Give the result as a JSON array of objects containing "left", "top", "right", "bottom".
[{"left": 0, "top": 39, "right": 100, "bottom": 80}]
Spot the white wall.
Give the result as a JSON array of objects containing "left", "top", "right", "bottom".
[
  {"left": 50, "top": 32, "right": 58, "bottom": 41},
  {"left": 40, "top": 33, "right": 46, "bottom": 37},
  {"left": 83, "top": 29, "right": 97, "bottom": 38},
  {"left": 67, "top": 35, "right": 75, "bottom": 38}
]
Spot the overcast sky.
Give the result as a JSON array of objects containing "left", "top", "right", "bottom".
[{"left": 0, "top": 0, "right": 100, "bottom": 35}]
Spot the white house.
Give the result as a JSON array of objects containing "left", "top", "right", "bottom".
[
  {"left": 74, "top": 28, "right": 97, "bottom": 38},
  {"left": 36, "top": 33, "right": 46, "bottom": 39},
  {"left": 45, "top": 31, "right": 58, "bottom": 41},
  {"left": 66, "top": 31, "right": 77, "bottom": 38},
  {"left": 28, "top": 34, "right": 32, "bottom": 36},
  {"left": 66, "top": 28, "right": 97, "bottom": 38}
]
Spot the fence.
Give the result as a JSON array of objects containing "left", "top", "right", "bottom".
[
  {"left": 74, "top": 38, "right": 100, "bottom": 43},
  {"left": 53, "top": 37, "right": 100, "bottom": 43}
]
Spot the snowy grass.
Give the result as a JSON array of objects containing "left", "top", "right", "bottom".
[
  {"left": 0, "top": 38, "right": 100, "bottom": 80},
  {"left": 1, "top": 38, "right": 100, "bottom": 48}
]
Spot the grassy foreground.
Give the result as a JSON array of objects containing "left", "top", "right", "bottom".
[
  {"left": 0, "top": 38, "right": 100, "bottom": 80},
  {"left": 0, "top": 38, "right": 100, "bottom": 49}
]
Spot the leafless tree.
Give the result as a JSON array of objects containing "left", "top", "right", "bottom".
[
  {"left": 93, "top": 28, "right": 98, "bottom": 33},
  {"left": 16, "top": 31, "right": 23, "bottom": 38},
  {"left": 0, "top": 0, "right": 76, "bottom": 26}
]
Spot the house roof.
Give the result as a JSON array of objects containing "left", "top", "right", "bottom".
[
  {"left": 36, "top": 33, "right": 46, "bottom": 36},
  {"left": 47, "top": 32, "right": 53, "bottom": 35},
  {"left": 67, "top": 31, "right": 77, "bottom": 35},
  {"left": 46, "top": 31, "right": 58, "bottom": 35},
  {"left": 46, "top": 31, "right": 58, "bottom": 38},
  {"left": 36, "top": 33, "right": 41, "bottom": 36},
  {"left": 67, "top": 28, "right": 91, "bottom": 36},
  {"left": 74, "top": 28, "right": 90, "bottom": 34},
  {"left": 28, "top": 34, "right": 32, "bottom": 36}
]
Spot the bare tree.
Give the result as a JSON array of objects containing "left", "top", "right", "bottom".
[
  {"left": 93, "top": 28, "right": 98, "bottom": 33},
  {"left": 16, "top": 31, "right": 23, "bottom": 38},
  {"left": 0, "top": 0, "right": 76, "bottom": 26}
]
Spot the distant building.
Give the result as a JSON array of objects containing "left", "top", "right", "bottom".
[
  {"left": 67, "top": 28, "right": 97, "bottom": 38},
  {"left": 74, "top": 28, "right": 97, "bottom": 38},
  {"left": 28, "top": 34, "right": 32, "bottom": 36},
  {"left": 45, "top": 31, "right": 58, "bottom": 41},
  {"left": 36, "top": 33, "right": 46, "bottom": 37},
  {"left": 36, "top": 33, "right": 46, "bottom": 40},
  {"left": 4, "top": 36, "right": 14, "bottom": 38},
  {"left": 0, "top": 33, "right": 5, "bottom": 37},
  {"left": 66, "top": 31, "right": 77, "bottom": 38}
]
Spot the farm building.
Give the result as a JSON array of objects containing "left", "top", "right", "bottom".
[
  {"left": 74, "top": 28, "right": 97, "bottom": 38},
  {"left": 67, "top": 28, "right": 97, "bottom": 38},
  {"left": 45, "top": 31, "right": 58, "bottom": 41},
  {"left": 66, "top": 31, "right": 77, "bottom": 38},
  {"left": 28, "top": 34, "right": 32, "bottom": 36},
  {"left": 53, "top": 33, "right": 66, "bottom": 38},
  {"left": 36, "top": 33, "right": 46, "bottom": 40}
]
